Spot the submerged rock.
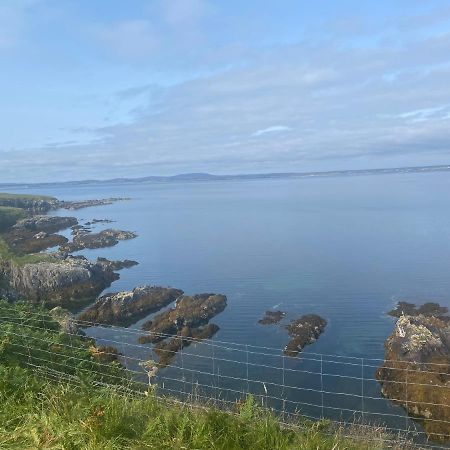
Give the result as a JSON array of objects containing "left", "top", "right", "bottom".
[
  {"left": 258, "top": 310, "right": 286, "bottom": 325},
  {"left": 60, "top": 228, "right": 137, "bottom": 252},
  {"left": 78, "top": 286, "right": 183, "bottom": 327},
  {"left": 139, "top": 293, "right": 227, "bottom": 366},
  {"left": 283, "top": 314, "right": 327, "bottom": 356},
  {"left": 377, "top": 304, "right": 450, "bottom": 442}
]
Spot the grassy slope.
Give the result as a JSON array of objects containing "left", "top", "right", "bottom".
[
  {"left": 0, "top": 301, "right": 415, "bottom": 450},
  {"left": 0, "top": 193, "right": 56, "bottom": 201},
  {"left": 0, "top": 367, "right": 408, "bottom": 450},
  {"left": 0, "top": 207, "right": 27, "bottom": 232},
  {"left": 0, "top": 205, "right": 56, "bottom": 265}
]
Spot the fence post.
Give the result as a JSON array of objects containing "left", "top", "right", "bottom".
[
  {"left": 246, "top": 344, "right": 249, "bottom": 394},
  {"left": 320, "top": 354, "right": 324, "bottom": 419},
  {"left": 405, "top": 364, "right": 409, "bottom": 431},
  {"left": 361, "top": 357, "right": 364, "bottom": 423}
]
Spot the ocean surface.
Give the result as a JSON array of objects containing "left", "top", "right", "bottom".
[{"left": 10, "top": 172, "right": 450, "bottom": 438}]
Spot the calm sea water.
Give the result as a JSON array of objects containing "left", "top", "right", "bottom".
[{"left": 10, "top": 172, "right": 450, "bottom": 437}]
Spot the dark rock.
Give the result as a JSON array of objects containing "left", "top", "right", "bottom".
[
  {"left": 60, "top": 228, "right": 137, "bottom": 252},
  {"left": 85, "top": 219, "right": 114, "bottom": 226},
  {"left": 78, "top": 286, "right": 183, "bottom": 327},
  {"left": 283, "top": 314, "right": 327, "bottom": 356},
  {"left": 154, "top": 324, "right": 220, "bottom": 367},
  {"left": 140, "top": 293, "right": 227, "bottom": 344},
  {"left": 13, "top": 215, "right": 77, "bottom": 234},
  {"left": 96, "top": 257, "right": 138, "bottom": 271},
  {"left": 377, "top": 305, "right": 450, "bottom": 442},
  {"left": 139, "top": 293, "right": 227, "bottom": 367},
  {"left": 388, "top": 301, "right": 449, "bottom": 320},
  {"left": 258, "top": 310, "right": 286, "bottom": 325},
  {"left": 3, "top": 228, "right": 68, "bottom": 254}
]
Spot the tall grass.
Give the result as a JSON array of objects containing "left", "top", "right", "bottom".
[{"left": 0, "top": 366, "right": 417, "bottom": 450}]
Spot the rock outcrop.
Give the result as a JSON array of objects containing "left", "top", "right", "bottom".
[
  {"left": 0, "top": 194, "right": 59, "bottom": 213},
  {"left": 0, "top": 255, "right": 118, "bottom": 307},
  {"left": 139, "top": 293, "right": 227, "bottom": 367},
  {"left": 13, "top": 215, "right": 77, "bottom": 234},
  {"left": 258, "top": 310, "right": 286, "bottom": 325},
  {"left": 78, "top": 286, "right": 183, "bottom": 327},
  {"left": 377, "top": 303, "right": 450, "bottom": 442},
  {"left": 283, "top": 314, "right": 327, "bottom": 356},
  {"left": 58, "top": 198, "right": 129, "bottom": 210},
  {"left": 60, "top": 229, "right": 137, "bottom": 252}
]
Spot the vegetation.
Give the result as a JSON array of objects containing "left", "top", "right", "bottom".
[
  {"left": 0, "top": 192, "right": 56, "bottom": 201},
  {"left": 0, "top": 301, "right": 418, "bottom": 449},
  {"left": 0, "top": 237, "right": 56, "bottom": 265},
  {"left": 0, "top": 205, "right": 55, "bottom": 265},
  {"left": 0, "top": 301, "right": 128, "bottom": 386},
  {"left": 0, "top": 206, "right": 27, "bottom": 232},
  {"left": 0, "top": 367, "right": 417, "bottom": 450}
]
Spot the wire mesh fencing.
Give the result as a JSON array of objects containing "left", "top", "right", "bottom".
[{"left": 0, "top": 307, "right": 449, "bottom": 449}]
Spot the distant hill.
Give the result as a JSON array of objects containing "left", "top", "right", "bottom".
[{"left": 1, "top": 164, "right": 450, "bottom": 189}]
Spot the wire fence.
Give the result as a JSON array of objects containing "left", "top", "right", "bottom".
[{"left": 0, "top": 307, "right": 449, "bottom": 449}]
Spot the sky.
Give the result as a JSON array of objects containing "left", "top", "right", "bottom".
[{"left": 1, "top": 0, "right": 450, "bottom": 182}]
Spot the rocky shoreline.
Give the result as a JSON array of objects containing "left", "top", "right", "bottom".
[{"left": 377, "top": 302, "right": 450, "bottom": 442}]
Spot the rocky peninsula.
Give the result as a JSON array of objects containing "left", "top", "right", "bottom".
[
  {"left": 377, "top": 301, "right": 450, "bottom": 442},
  {"left": 0, "top": 192, "right": 228, "bottom": 372},
  {"left": 0, "top": 194, "right": 138, "bottom": 307}
]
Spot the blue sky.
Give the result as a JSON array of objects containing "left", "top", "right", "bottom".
[{"left": 1, "top": 0, "right": 450, "bottom": 182}]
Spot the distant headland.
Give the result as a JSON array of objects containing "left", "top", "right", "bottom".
[{"left": 1, "top": 164, "right": 449, "bottom": 189}]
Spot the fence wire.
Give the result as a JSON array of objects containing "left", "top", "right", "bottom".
[{"left": 0, "top": 308, "right": 449, "bottom": 449}]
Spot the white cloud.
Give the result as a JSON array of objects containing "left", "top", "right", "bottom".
[{"left": 252, "top": 126, "right": 292, "bottom": 137}]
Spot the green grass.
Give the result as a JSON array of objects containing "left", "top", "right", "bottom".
[
  {"left": 0, "top": 206, "right": 27, "bottom": 232},
  {"left": 0, "top": 237, "right": 56, "bottom": 265},
  {"left": 0, "top": 367, "right": 415, "bottom": 450},
  {"left": 0, "top": 301, "right": 417, "bottom": 450},
  {"left": 0, "top": 192, "right": 56, "bottom": 201}
]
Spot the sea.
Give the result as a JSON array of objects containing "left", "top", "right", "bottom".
[{"left": 9, "top": 171, "right": 450, "bottom": 441}]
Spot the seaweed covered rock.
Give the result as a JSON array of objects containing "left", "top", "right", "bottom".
[
  {"left": 377, "top": 303, "right": 450, "bottom": 442},
  {"left": 283, "top": 314, "right": 327, "bottom": 356},
  {"left": 139, "top": 294, "right": 227, "bottom": 366},
  {"left": 140, "top": 294, "right": 227, "bottom": 343},
  {"left": 78, "top": 286, "right": 183, "bottom": 327}
]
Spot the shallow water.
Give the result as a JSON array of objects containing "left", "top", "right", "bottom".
[{"left": 11, "top": 172, "right": 450, "bottom": 441}]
